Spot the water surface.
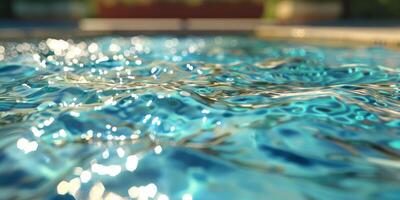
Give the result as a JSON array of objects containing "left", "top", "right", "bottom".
[{"left": 0, "top": 36, "right": 400, "bottom": 200}]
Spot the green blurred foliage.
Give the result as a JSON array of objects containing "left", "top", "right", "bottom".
[
  {"left": 345, "top": 0, "right": 400, "bottom": 18},
  {"left": 0, "top": 0, "right": 12, "bottom": 18}
]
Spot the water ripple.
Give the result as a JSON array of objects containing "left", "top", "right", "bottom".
[{"left": 0, "top": 36, "right": 400, "bottom": 200}]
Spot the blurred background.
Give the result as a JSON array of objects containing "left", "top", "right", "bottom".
[
  {"left": 1, "top": 0, "right": 400, "bottom": 21},
  {"left": 0, "top": 0, "right": 400, "bottom": 33}
]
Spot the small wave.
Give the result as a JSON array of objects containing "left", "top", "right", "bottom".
[{"left": 0, "top": 36, "right": 400, "bottom": 200}]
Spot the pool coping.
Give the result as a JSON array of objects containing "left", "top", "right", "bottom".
[
  {"left": 255, "top": 25, "right": 400, "bottom": 48},
  {"left": 1, "top": 18, "right": 400, "bottom": 48}
]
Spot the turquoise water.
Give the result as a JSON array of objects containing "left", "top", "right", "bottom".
[{"left": 1, "top": 35, "right": 400, "bottom": 200}]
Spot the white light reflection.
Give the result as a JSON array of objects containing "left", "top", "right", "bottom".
[
  {"left": 135, "top": 59, "right": 142, "bottom": 65},
  {"left": 31, "top": 126, "right": 44, "bottom": 137},
  {"left": 16, "top": 138, "right": 38, "bottom": 154},
  {"left": 56, "top": 178, "right": 81, "bottom": 196},
  {"left": 154, "top": 145, "right": 163, "bottom": 154},
  {"left": 89, "top": 182, "right": 105, "bottom": 200},
  {"left": 116, "top": 147, "right": 125, "bottom": 158},
  {"left": 104, "top": 192, "right": 124, "bottom": 200},
  {"left": 146, "top": 183, "right": 158, "bottom": 198},
  {"left": 70, "top": 111, "right": 80, "bottom": 117},
  {"left": 202, "top": 116, "right": 207, "bottom": 123},
  {"left": 59, "top": 129, "right": 67, "bottom": 137},
  {"left": 80, "top": 170, "right": 92, "bottom": 183},
  {"left": 151, "top": 116, "right": 161, "bottom": 126},
  {"left": 56, "top": 180, "right": 69, "bottom": 195},
  {"left": 143, "top": 114, "right": 152, "bottom": 123},
  {"left": 91, "top": 163, "right": 121, "bottom": 177},
  {"left": 102, "top": 150, "right": 110, "bottom": 159},
  {"left": 201, "top": 109, "right": 210, "bottom": 114},
  {"left": 43, "top": 117, "right": 55, "bottom": 126},
  {"left": 180, "top": 91, "right": 191, "bottom": 97},
  {"left": 46, "top": 38, "right": 69, "bottom": 55},
  {"left": 69, "top": 178, "right": 81, "bottom": 196},
  {"left": 88, "top": 43, "right": 99, "bottom": 53},
  {"left": 186, "top": 64, "right": 194, "bottom": 71},
  {"left": 182, "top": 193, "right": 193, "bottom": 200},
  {"left": 128, "top": 183, "right": 158, "bottom": 199},
  {"left": 109, "top": 43, "right": 121, "bottom": 52},
  {"left": 128, "top": 186, "right": 140, "bottom": 198},
  {"left": 126, "top": 155, "right": 139, "bottom": 172},
  {"left": 158, "top": 194, "right": 170, "bottom": 200}
]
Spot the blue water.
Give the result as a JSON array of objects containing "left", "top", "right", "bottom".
[{"left": 0, "top": 35, "right": 400, "bottom": 200}]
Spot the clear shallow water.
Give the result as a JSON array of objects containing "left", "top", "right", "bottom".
[{"left": 1, "top": 35, "right": 400, "bottom": 200}]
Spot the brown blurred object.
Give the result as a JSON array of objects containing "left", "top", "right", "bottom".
[
  {"left": 96, "top": 1, "right": 264, "bottom": 18},
  {"left": 275, "top": 0, "right": 342, "bottom": 23}
]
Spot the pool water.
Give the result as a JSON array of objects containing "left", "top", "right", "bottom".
[{"left": 1, "top": 35, "right": 400, "bottom": 200}]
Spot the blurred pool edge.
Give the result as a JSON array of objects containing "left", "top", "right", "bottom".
[
  {"left": 1, "top": 18, "right": 400, "bottom": 49},
  {"left": 256, "top": 25, "right": 400, "bottom": 49}
]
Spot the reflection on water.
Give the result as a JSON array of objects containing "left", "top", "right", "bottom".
[{"left": 0, "top": 36, "right": 400, "bottom": 200}]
